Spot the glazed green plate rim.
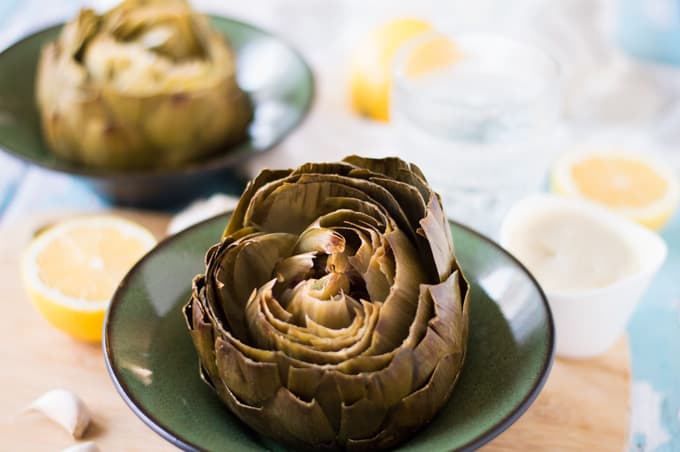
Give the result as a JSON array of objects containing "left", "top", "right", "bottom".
[
  {"left": 103, "top": 214, "right": 555, "bottom": 451},
  {"left": 0, "top": 16, "right": 314, "bottom": 180}
]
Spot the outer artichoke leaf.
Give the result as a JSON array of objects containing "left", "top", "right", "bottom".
[
  {"left": 183, "top": 283, "right": 219, "bottom": 380},
  {"left": 207, "top": 232, "right": 294, "bottom": 341},
  {"left": 224, "top": 169, "right": 292, "bottom": 236},
  {"left": 216, "top": 382, "right": 336, "bottom": 452},
  {"left": 428, "top": 270, "right": 465, "bottom": 344},
  {"left": 108, "top": 3, "right": 205, "bottom": 60},
  {"left": 387, "top": 352, "right": 462, "bottom": 434},
  {"left": 61, "top": 9, "right": 101, "bottom": 60},
  {"left": 343, "top": 155, "right": 430, "bottom": 201},
  {"left": 263, "top": 387, "right": 336, "bottom": 447},
  {"left": 333, "top": 350, "right": 393, "bottom": 374},
  {"left": 215, "top": 336, "right": 282, "bottom": 406},
  {"left": 419, "top": 193, "right": 457, "bottom": 282},
  {"left": 287, "top": 365, "right": 325, "bottom": 401},
  {"left": 321, "top": 197, "right": 387, "bottom": 227},
  {"left": 339, "top": 397, "right": 386, "bottom": 443},
  {"left": 295, "top": 174, "right": 415, "bottom": 241},
  {"left": 313, "top": 372, "right": 345, "bottom": 433},
  {"left": 291, "top": 161, "right": 357, "bottom": 177},
  {"left": 331, "top": 371, "right": 368, "bottom": 405},
  {"left": 365, "top": 348, "right": 414, "bottom": 409},
  {"left": 226, "top": 331, "right": 279, "bottom": 364},
  {"left": 231, "top": 232, "right": 297, "bottom": 306},
  {"left": 401, "top": 283, "right": 436, "bottom": 350},
  {"left": 209, "top": 240, "right": 249, "bottom": 340},
  {"left": 411, "top": 323, "right": 452, "bottom": 390},
  {"left": 369, "top": 176, "right": 426, "bottom": 230},
  {"left": 245, "top": 180, "right": 377, "bottom": 234},
  {"left": 408, "top": 161, "right": 429, "bottom": 183},
  {"left": 316, "top": 209, "right": 384, "bottom": 233},
  {"left": 342, "top": 155, "right": 411, "bottom": 178}
]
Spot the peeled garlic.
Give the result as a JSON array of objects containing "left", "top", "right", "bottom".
[
  {"left": 27, "top": 389, "right": 91, "bottom": 438},
  {"left": 62, "top": 442, "right": 100, "bottom": 452}
]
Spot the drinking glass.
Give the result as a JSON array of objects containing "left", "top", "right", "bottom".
[{"left": 391, "top": 32, "right": 561, "bottom": 236}]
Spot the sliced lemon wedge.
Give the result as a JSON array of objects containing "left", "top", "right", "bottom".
[
  {"left": 21, "top": 216, "right": 157, "bottom": 341},
  {"left": 552, "top": 148, "right": 680, "bottom": 230}
]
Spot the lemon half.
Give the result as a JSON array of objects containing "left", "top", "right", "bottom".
[
  {"left": 552, "top": 149, "right": 680, "bottom": 230},
  {"left": 22, "top": 216, "right": 157, "bottom": 341},
  {"left": 349, "top": 18, "right": 433, "bottom": 121}
]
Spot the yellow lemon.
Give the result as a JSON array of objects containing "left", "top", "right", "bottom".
[
  {"left": 349, "top": 18, "right": 433, "bottom": 121},
  {"left": 552, "top": 149, "right": 680, "bottom": 230},
  {"left": 403, "top": 34, "right": 460, "bottom": 79},
  {"left": 21, "top": 216, "right": 157, "bottom": 341}
]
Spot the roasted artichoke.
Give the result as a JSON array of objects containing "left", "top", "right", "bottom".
[
  {"left": 184, "top": 156, "right": 470, "bottom": 450},
  {"left": 36, "top": 0, "right": 252, "bottom": 170}
]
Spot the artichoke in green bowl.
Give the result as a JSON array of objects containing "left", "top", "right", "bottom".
[
  {"left": 184, "top": 156, "right": 470, "bottom": 451},
  {"left": 36, "top": 0, "right": 252, "bottom": 170}
]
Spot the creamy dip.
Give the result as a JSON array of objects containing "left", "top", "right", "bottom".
[{"left": 503, "top": 207, "right": 641, "bottom": 292}]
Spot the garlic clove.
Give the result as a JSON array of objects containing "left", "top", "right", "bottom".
[
  {"left": 61, "top": 441, "right": 100, "bottom": 452},
  {"left": 27, "top": 389, "right": 91, "bottom": 439}
]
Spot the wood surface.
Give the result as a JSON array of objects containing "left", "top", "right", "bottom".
[{"left": 0, "top": 211, "right": 629, "bottom": 451}]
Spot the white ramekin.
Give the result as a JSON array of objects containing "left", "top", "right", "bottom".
[{"left": 500, "top": 194, "right": 667, "bottom": 358}]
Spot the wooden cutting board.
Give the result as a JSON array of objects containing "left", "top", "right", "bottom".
[{"left": 0, "top": 211, "right": 630, "bottom": 451}]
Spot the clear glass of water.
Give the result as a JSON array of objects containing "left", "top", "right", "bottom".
[{"left": 391, "top": 32, "right": 561, "bottom": 236}]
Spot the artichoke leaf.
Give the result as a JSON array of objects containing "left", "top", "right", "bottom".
[
  {"left": 274, "top": 251, "right": 316, "bottom": 284},
  {"left": 245, "top": 180, "right": 378, "bottom": 234},
  {"left": 224, "top": 169, "right": 293, "bottom": 236},
  {"left": 295, "top": 174, "right": 416, "bottom": 241},
  {"left": 342, "top": 155, "right": 431, "bottom": 201},
  {"left": 366, "top": 230, "right": 426, "bottom": 355},
  {"left": 419, "top": 194, "right": 457, "bottom": 282},
  {"left": 215, "top": 336, "right": 282, "bottom": 406},
  {"left": 294, "top": 227, "right": 346, "bottom": 255}
]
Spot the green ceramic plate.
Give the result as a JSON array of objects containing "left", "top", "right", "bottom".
[
  {"left": 104, "top": 213, "right": 554, "bottom": 451},
  {"left": 0, "top": 17, "right": 314, "bottom": 205}
]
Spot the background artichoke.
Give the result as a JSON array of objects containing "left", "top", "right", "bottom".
[
  {"left": 36, "top": 0, "right": 252, "bottom": 170},
  {"left": 184, "top": 156, "right": 470, "bottom": 451}
]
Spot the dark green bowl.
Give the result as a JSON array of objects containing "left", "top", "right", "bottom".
[
  {"left": 104, "top": 214, "right": 554, "bottom": 451},
  {"left": 0, "top": 17, "right": 314, "bottom": 206}
]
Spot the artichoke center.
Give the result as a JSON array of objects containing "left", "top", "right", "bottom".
[{"left": 280, "top": 266, "right": 364, "bottom": 330}]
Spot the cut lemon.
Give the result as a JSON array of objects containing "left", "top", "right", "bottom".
[
  {"left": 403, "top": 34, "right": 460, "bottom": 79},
  {"left": 552, "top": 149, "right": 680, "bottom": 230},
  {"left": 21, "top": 216, "right": 157, "bottom": 341},
  {"left": 349, "top": 18, "right": 433, "bottom": 121}
]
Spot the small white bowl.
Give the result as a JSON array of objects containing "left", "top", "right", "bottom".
[{"left": 500, "top": 194, "right": 667, "bottom": 358}]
